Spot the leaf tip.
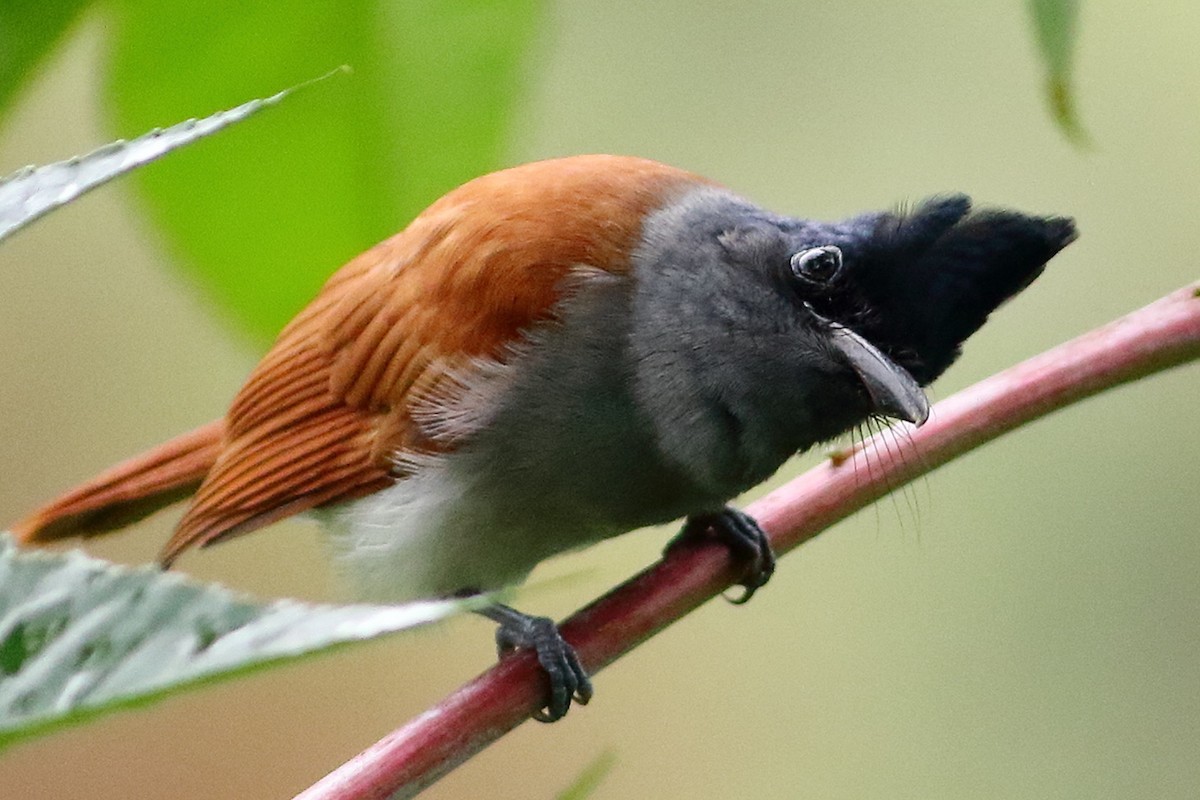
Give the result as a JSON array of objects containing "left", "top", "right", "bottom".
[{"left": 1045, "top": 76, "right": 1091, "bottom": 148}]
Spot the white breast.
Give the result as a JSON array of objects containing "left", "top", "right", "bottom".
[
  {"left": 316, "top": 268, "right": 726, "bottom": 603},
  {"left": 317, "top": 455, "right": 591, "bottom": 602}
]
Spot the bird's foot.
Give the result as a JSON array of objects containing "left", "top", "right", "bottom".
[
  {"left": 479, "top": 604, "right": 592, "bottom": 723},
  {"left": 666, "top": 506, "right": 776, "bottom": 604}
]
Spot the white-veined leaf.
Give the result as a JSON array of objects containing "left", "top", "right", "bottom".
[
  {"left": 0, "top": 532, "right": 479, "bottom": 749},
  {"left": 0, "top": 67, "right": 347, "bottom": 244}
]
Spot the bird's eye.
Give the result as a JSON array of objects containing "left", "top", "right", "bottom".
[{"left": 789, "top": 245, "right": 844, "bottom": 287}]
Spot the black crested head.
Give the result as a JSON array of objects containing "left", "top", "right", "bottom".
[
  {"left": 623, "top": 185, "right": 1078, "bottom": 493},
  {"left": 816, "top": 196, "right": 1077, "bottom": 385}
]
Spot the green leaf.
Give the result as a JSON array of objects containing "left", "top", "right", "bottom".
[
  {"left": 0, "top": 533, "right": 479, "bottom": 750},
  {"left": 1027, "top": 0, "right": 1089, "bottom": 145},
  {"left": 557, "top": 749, "right": 617, "bottom": 800},
  {"left": 0, "top": 70, "right": 343, "bottom": 244},
  {"left": 105, "top": 0, "right": 544, "bottom": 341},
  {"left": 0, "top": 0, "right": 91, "bottom": 117}
]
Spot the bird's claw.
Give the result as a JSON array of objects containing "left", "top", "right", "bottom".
[
  {"left": 666, "top": 507, "right": 776, "bottom": 604},
  {"left": 489, "top": 606, "right": 592, "bottom": 723}
]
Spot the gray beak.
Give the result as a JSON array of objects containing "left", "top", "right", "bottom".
[{"left": 827, "top": 322, "right": 930, "bottom": 426}]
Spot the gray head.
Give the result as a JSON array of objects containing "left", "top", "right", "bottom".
[{"left": 627, "top": 186, "right": 1076, "bottom": 496}]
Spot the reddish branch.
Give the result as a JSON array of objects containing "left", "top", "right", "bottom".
[{"left": 297, "top": 283, "right": 1200, "bottom": 800}]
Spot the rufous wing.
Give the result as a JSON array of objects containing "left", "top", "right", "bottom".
[{"left": 162, "top": 155, "right": 708, "bottom": 564}]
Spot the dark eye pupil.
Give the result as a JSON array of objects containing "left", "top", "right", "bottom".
[
  {"left": 790, "top": 245, "right": 843, "bottom": 285},
  {"left": 808, "top": 252, "right": 837, "bottom": 277}
]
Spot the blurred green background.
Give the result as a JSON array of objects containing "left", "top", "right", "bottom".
[{"left": 1, "top": 1, "right": 1197, "bottom": 798}]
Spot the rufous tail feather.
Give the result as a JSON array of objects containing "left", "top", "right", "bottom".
[{"left": 10, "top": 420, "right": 224, "bottom": 544}]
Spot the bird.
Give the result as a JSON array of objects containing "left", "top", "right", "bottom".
[{"left": 10, "top": 154, "right": 1077, "bottom": 721}]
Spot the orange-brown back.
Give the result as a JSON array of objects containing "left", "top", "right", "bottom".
[
  {"left": 14, "top": 156, "right": 707, "bottom": 559},
  {"left": 162, "top": 155, "right": 708, "bottom": 563}
]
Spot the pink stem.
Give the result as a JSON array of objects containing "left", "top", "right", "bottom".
[{"left": 297, "top": 283, "right": 1200, "bottom": 800}]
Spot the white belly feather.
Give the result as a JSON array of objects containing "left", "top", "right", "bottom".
[
  {"left": 317, "top": 455, "right": 616, "bottom": 603},
  {"left": 313, "top": 269, "right": 723, "bottom": 603}
]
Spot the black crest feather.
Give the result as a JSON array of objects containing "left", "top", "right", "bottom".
[{"left": 842, "top": 196, "right": 1077, "bottom": 384}]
